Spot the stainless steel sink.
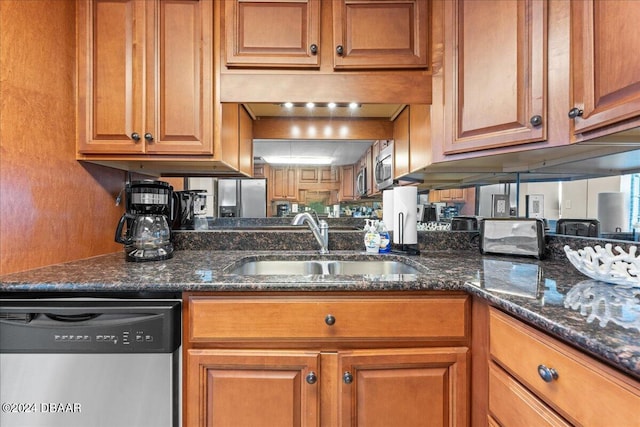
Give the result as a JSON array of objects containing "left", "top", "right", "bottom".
[{"left": 229, "top": 259, "right": 420, "bottom": 276}]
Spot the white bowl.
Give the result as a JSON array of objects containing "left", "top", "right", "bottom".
[{"left": 564, "top": 244, "right": 640, "bottom": 287}]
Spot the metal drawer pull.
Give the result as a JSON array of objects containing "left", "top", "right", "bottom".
[
  {"left": 343, "top": 371, "right": 353, "bottom": 384},
  {"left": 325, "top": 314, "right": 335, "bottom": 326},
  {"left": 537, "top": 364, "right": 559, "bottom": 382},
  {"left": 306, "top": 372, "right": 317, "bottom": 384}
]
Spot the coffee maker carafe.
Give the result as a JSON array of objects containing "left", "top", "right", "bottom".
[{"left": 115, "top": 180, "right": 174, "bottom": 262}]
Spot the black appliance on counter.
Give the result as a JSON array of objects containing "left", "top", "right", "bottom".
[
  {"left": 173, "top": 189, "right": 208, "bottom": 229},
  {"left": 277, "top": 204, "right": 289, "bottom": 217},
  {"left": 115, "top": 180, "right": 175, "bottom": 262},
  {"left": 555, "top": 218, "right": 600, "bottom": 237},
  {"left": 450, "top": 216, "right": 481, "bottom": 231}
]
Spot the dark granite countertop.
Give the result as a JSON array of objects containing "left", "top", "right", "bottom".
[{"left": 1, "top": 249, "right": 639, "bottom": 381}]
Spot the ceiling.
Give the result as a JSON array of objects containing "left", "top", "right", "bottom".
[{"left": 247, "top": 103, "right": 403, "bottom": 167}]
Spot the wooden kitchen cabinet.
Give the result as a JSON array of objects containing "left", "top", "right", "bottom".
[
  {"left": 332, "top": 0, "right": 429, "bottom": 69},
  {"left": 299, "top": 167, "right": 321, "bottom": 184},
  {"left": 222, "top": 0, "right": 428, "bottom": 71},
  {"left": 570, "top": 0, "right": 640, "bottom": 136},
  {"left": 338, "top": 348, "right": 468, "bottom": 426},
  {"left": 223, "top": 0, "right": 321, "bottom": 68},
  {"left": 432, "top": 188, "right": 466, "bottom": 203},
  {"left": 339, "top": 165, "right": 356, "bottom": 201},
  {"left": 488, "top": 307, "right": 640, "bottom": 426},
  {"left": 221, "top": 103, "right": 254, "bottom": 176},
  {"left": 183, "top": 293, "right": 470, "bottom": 427},
  {"left": 393, "top": 104, "right": 432, "bottom": 179},
  {"left": 271, "top": 166, "right": 299, "bottom": 200},
  {"left": 441, "top": 0, "right": 546, "bottom": 154},
  {"left": 187, "top": 350, "right": 320, "bottom": 426},
  {"left": 77, "top": 0, "right": 213, "bottom": 155}
]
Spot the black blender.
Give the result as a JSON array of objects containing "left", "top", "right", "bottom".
[{"left": 115, "top": 180, "right": 175, "bottom": 262}]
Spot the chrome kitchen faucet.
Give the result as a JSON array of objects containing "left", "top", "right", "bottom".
[{"left": 291, "top": 212, "right": 329, "bottom": 254}]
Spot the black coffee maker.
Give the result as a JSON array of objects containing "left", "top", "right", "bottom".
[{"left": 115, "top": 180, "right": 175, "bottom": 262}]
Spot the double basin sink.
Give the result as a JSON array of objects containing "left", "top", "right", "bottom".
[{"left": 228, "top": 258, "right": 420, "bottom": 277}]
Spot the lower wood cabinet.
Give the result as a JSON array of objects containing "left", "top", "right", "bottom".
[
  {"left": 183, "top": 292, "right": 470, "bottom": 427},
  {"left": 488, "top": 307, "right": 640, "bottom": 426}
]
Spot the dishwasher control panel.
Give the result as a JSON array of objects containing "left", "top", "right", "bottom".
[{"left": 0, "top": 299, "right": 181, "bottom": 354}]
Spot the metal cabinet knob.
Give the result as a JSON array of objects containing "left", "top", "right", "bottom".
[
  {"left": 530, "top": 115, "right": 543, "bottom": 127},
  {"left": 336, "top": 45, "right": 344, "bottom": 56},
  {"left": 537, "top": 364, "right": 559, "bottom": 382},
  {"left": 310, "top": 44, "right": 318, "bottom": 55},
  {"left": 343, "top": 371, "right": 353, "bottom": 384},
  {"left": 144, "top": 133, "right": 154, "bottom": 142},
  {"left": 131, "top": 132, "right": 141, "bottom": 141},
  {"left": 568, "top": 107, "right": 584, "bottom": 119},
  {"left": 325, "top": 314, "right": 335, "bottom": 326},
  {"left": 306, "top": 371, "right": 317, "bottom": 384}
]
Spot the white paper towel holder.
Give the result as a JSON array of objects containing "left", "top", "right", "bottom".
[{"left": 392, "top": 211, "right": 421, "bottom": 255}]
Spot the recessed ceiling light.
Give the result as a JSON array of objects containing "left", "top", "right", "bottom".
[
  {"left": 327, "top": 102, "right": 337, "bottom": 109},
  {"left": 306, "top": 102, "right": 315, "bottom": 109},
  {"left": 283, "top": 102, "right": 294, "bottom": 108},
  {"left": 348, "top": 102, "right": 359, "bottom": 109}
]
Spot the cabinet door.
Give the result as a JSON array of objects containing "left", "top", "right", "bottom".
[
  {"left": 186, "top": 349, "right": 320, "bottom": 427},
  {"left": 571, "top": 0, "right": 640, "bottom": 134},
  {"left": 319, "top": 167, "right": 339, "bottom": 183},
  {"left": 393, "top": 106, "right": 410, "bottom": 178},
  {"left": 238, "top": 104, "right": 253, "bottom": 175},
  {"left": 78, "top": 0, "right": 213, "bottom": 155},
  {"left": 224, "top": 0, "right": 320, "bottom": 68},
  {"left": 443, "top": 0, "right": 546, "bottom": 154},
  {"left": 77, "top": 0, "right": 145, "bottom": 153},
  {"left": 272, "top": 167, "right": 298, "bottom": 200},
  {"left": 145, "top": 0, "right": 213, "bottom": 154},
  {"left": 339, "top": 165, "right": 355, "bottom": 201},
  {"left": 332, "top": 0, "right": 429, "bottom": 69},
  {"left": 338, "top": 348, "right": 469, "bottom": 427},
  {"left": 365, "top": 146, "right": 375, "bottom": 196},
  {"left": 299, "top": 167, "right": 320, "bottom": 184}
]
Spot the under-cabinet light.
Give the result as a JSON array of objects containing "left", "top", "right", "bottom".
[{"left": 263, "top": 156, "right": 333, "bottom": 165}]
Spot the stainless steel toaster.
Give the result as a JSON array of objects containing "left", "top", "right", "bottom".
[{"left": 479, "top": 218, "right": 546, "bottom": 259}]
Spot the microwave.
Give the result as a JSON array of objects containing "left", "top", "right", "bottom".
[{"left": 375, "top": 141, "right": 394, "bottom": 190}]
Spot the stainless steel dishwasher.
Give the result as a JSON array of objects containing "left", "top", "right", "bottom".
[{"left": 0, "top": 297, "right": 181, "bottom": 427}]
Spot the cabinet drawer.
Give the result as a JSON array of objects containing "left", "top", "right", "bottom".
[
  {"left": 489, "top": 362, "right": 570, "bottom": 427},
  {"left": 188, "top": 295, "right": 468, "bottom": 344},
  {"left": 489, "top": 308, "right": 640, "bottom": 426}
]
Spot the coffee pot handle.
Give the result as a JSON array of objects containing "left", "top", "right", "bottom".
[{"left": 115, "top": 213, "right": 134, "bottom": 244}]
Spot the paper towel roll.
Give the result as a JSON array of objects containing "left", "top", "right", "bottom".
[
  {"left": 382, "top": 190, "right": 395, "bottom": 231},
  {"left": 393, "top": 186, "right": 418, "bottom": 244},
  {"left": 598, "top": 192, "right": 627, "bottom": 232}
]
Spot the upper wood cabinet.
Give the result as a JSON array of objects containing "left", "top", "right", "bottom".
[
  {"left": 393, "top": 104, "right": 431, "bottom": 179},
  {"left": 222, "top": 0, "right": 429, "bottom": 71},
  {"left": 570, "top": 0, "right": 640, "bottom": 135},
  {"left": 223, "top": 0, "right": 321, "bottom": 68},
  {"left": 221, "top": 104, "right": 254, "bottom": 176},
  {"left": 77, "top": 0, "right": 213, "bottom": 155},
  {"left": 332, "top": 0, "right": 430, "bottom": 69},
  {"left": 442, "top": 0, "right": 546, "bottom": 154},
  {"left": 271, "top": 166, "right": 298, "bottom": 200},
  {"left": 339, "top": 165, "right": 356, "bottom": 201}
]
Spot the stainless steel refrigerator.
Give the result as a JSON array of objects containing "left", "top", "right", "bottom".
[{"left": 217, "top": 179, "right": 267, "bottom": 217}]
